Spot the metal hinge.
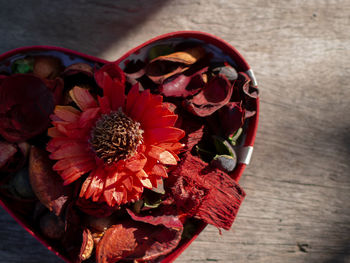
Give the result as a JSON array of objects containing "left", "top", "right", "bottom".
[
  {"left": 238, "top": 146, "right": 254, "bottom": 165},
  {"left": 245, "top": 69, "right": 258, "bottom": 87}
]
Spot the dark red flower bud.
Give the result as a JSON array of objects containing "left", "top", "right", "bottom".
[{"left": 0, "top": 74, "right": 55, "bottom": 142}]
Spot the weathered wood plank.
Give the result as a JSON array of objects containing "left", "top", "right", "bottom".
[{"left": 0, "top": 0, "right": 349, "bottom": 262}]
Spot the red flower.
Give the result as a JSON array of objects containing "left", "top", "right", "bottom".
[{"left": 47, "top": 65, "right": 185, "bottom": 207}]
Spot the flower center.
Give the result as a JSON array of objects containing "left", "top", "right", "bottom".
[{"left": 90, "top": 110, "right": 143, "bottom": 164}]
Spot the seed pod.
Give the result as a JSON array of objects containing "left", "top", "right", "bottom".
[
  {"left": 33, "top": 56, "right": 64, "bottom": 79},
  {"left": 12, "top": 168, "right": 35, "bottom": 199},
  {"left": 211, "top": 154, "right": 237, "bottom": 173},
  {"left": 85, "top": 215, "right": 117, "bottom": 232},
  {"left": 40, "top": 212, "right": 65, "bottom": 240}
]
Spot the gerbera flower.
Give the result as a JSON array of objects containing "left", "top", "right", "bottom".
[{"left": 46, "top": 65, "right": 185, "bottom": 207}]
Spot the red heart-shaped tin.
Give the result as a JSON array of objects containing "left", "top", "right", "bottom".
[{"left": 0, "top": 31, "right": 259, "bottom": 263}]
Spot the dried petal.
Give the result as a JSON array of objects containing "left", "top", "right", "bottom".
[
  {"left": 184, "top": 74, "right": 233, "bottom": 117},
  {"left": 95, "top": 63, "right": 126, "bottom": 88},
  {"left": 217, "top": 102, "right": 245, "bottom": 137},
  {"left": 160, "top": 67, "right": 207, "bottom": 98},
  {"left": 96, "top": 221, "right": 183, "bottom": 262},
  {"left": 126, "top": 209, "right": 183, "bottom": 229}
]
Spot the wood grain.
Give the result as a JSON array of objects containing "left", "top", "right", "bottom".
[{"left": 0, "top": 0, "right": 349, "bottom": 262}]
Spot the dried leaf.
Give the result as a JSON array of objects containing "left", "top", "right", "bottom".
[
  {"left": 11, "top": 57, "right": 34, "bottom": 74},
  {"left": 148, "top": 44, "right": 174, "bottom": 60},
  {"left": 146, "top": 46, "right": 206, "bottom": 84},
  {"left": 96, "top": 224, "right": 137, "bottom": 263},
  {"left": 29, "top": 146, "right": 73, "bottom": 216}
]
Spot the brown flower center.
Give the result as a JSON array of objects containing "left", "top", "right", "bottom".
[{"left": 90, "top": 110, "right": 143, "bottom": 164}]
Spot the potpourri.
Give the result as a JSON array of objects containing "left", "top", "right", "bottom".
[{"left": 0, "top": 40, "right": 258, "bottom": 263}]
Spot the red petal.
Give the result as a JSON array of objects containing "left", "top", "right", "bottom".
[
  {"left": 54, "top": 106, "right": 80, "bottom": 123},
  {"left": 151, "top": 164, "right": 168, "bottom": 178},
  {"left": 60, "top": 161, "right": 95, "bottom": 181},
  {"left": 129, "top": 89, "right": 150, "bottom": 120},
  {"left": 145, "top": 127, "right": 185, "bottom": 144},
  {"left": 49, "top": 142, "right": 91, "bottom": 160},
  {"left": 95, "top": 63, "right": 126, "bottom": 87},
  {"left": 79, "top": 107, "right": 100, "bottom": 128},
  {"left": 135, "top": 170, "right": 153, "bottom": 189},
  {"left": 69, "top": 86, "right": 98, "bottom": 111},
  {"left": 142, "top": 114, "right": 177, "bottom": 129},
  {"left": 84, "top": 167, "right": 105, "bottom": 200},
  {"left": 47, "top": 127, "right": 63, "bottom": 138},
  {"left": 124, "top": 153, "right": 147, "bottom": 172},
  {"left": 53, "top": 156, "right": 94, "bottom": 171},
  {"left": 46, "top": 137, "right": 76, "bottom": 152},
  {"left": 147, "top": 145, "right": 177, "bottom": 165},
  {"left": 100, "top": 73, "right": 125, "bottom": 111},
  {"left": 97, "top": 96, "right": 111, "bottom": 114},
  {"left": 125, "top": 84, "right": 140, "bottom": 114},
  {"left": 155, "top": 142, "right": 184, "bottom": 153}
]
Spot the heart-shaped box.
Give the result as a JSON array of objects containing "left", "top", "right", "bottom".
[{"left": 0, "top": 31, "right": 259, "bottom": 262}]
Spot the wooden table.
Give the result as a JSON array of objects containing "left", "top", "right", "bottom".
[{"left": 0, "top": 0, "right": 349, "bottom": 262}]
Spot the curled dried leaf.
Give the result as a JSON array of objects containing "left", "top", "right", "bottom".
[
  {"left": 0, "top": 141, "right": 29, "bottom": 173},
  {"left": 146, "top": 46, "right": 206, "bottom": 84},
  {"left": 29, "top": 146, "right": 73, "bottom": 216}
]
